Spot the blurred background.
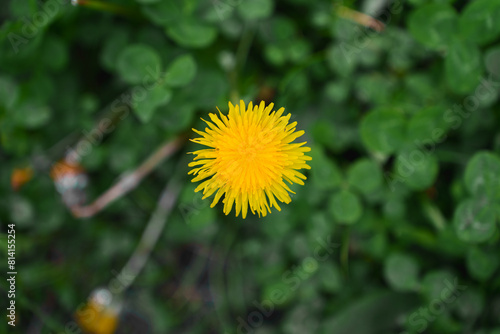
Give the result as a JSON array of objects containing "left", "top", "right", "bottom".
[{"left": 1, "top": 0, "right": 500, "bottom": 333}]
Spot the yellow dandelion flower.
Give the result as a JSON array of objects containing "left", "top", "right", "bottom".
[{"left": 188, "top": 100, "right": 312, "bottom": 219}]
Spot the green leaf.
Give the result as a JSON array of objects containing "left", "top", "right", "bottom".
[
  {"left": 208, "top": 1, "right": 236, "bottom": 21},
  {"left": 404, "top": 74, "right": 438, "bottom": 101},
  {"left": 310, "top": 120, "right": 336, "bottom": 150},
  {"left": 177, "top": 69, "right": 228, "bottom": 107},
  {"left": 453, "top": 198, "right": 497, "bottom": 243},
  {"left": 109, "top": 146, "right": 139, "bottom": 173},
  {"left": 393, "top": 151, "right": 439, "bottom": 190},
  {"left": 1, "top": 128, "right": 29, "bottom": 156},
  {"left": 10, "top": 195, "right": 34, "bottom": 226},
  {"left": 355, "top": 74, "right": 396, "bottom": 105},
  {"left": 237, "top": 0, "right": 274, "bottom": 20},
  {"left": 408, "top": 3, "right": 458, "bottom": 50},
  {"left": 160, "top": 99, "right": 196, "bottom": 134},
  {"left": 383, "top": 197, "right": 406, "bottom": 219},
  {"left": 325, "top": 81, "right": 349, "bottom": 103},
  {"left": 308, "top": 145, "right": 342, "bottom": 191},
  {"left": 14, "top": 102, "right": 52, "bottom": 129},
  {"left": 328, "top": 190, "right": 363, "bottom": 224},
  {"left": 261, "top": 281, "right": 294, "bottom": 307},
  {"left": 320, "top": 291, "right": 419, "bottom": 334},
  {"left": 466, "top": 247, "right": 500, "bottom": 281},
  {"left": 360, "top": 108, "right": 406, "bottom": 155},
  {"left": 287, "top": 39, "right": 310, "bottom": 63},
  {"left": 100, "top": 28, "right": 129, "bottom": 71},
  {"left": 347, "top": 158, "right": 383, "bottom": 195},
  {"left": 306, "top": 212, "right": 334, "bottom": 243},
  {"left": 407, "top": 0, "right": 428, "bottom": 9},
  {"left": 9, "top": 0, "right": 35, "bottom": 17},
  {"left": 283, "top": 305, "right": 319, "bottom": 333},
  {"left": 136, "top": 0, "right": 160, "bottom": 4},
  {"left": 0, "top": 76, "right": 18, "bottom": 110},
  {"left": 445, "top": 40, "right": 482, "bottom": 94},
  {"left": 166, "top": 20, "right": 217, "bottom": 48},
  {"left": 318, "top": 263, "right": 343, "bottom": 293},
  {"left": 421, "top": 270, "right": 456, "bottom": 302},
  {"left": 454, "top": 289, "right": 484, "bottom": 320},
  {"left": 0, "top": 235, "right": 6, "bottom": 254},
  {"left": 464, "top": 151, "right": 500, "bottom": 201},
  {"left": 79, "top": 93, "right": 99, "bottom": 115},
  {"left": 117, "top": 44, "right": 162, "bottom": 85},
  {"left": 141, "top": 1, "right": 182, "bottom": 25},
  {"left": 264, "top": 44, "right": 286, "bottom": 66},
  {"left": 132, "top": 84, "right": 172, "bottom": 123},
  {"left": 41, "top": 35, "right": 68, "bottom": 71},
  {"left": 187, "top": 205, "right": 216, "bottom": 230},
  {"left": 164, "top": 54, "right": 197, "bottom": 87},
  {"left": 384, "top": 252, "right": 419, "bottom": 292},
  {"left": 407, "top": 106, "right": 448, "bottom": 145},
  {"left": 485, "top": 46, "right": 500, "bottom": 79},
  {"left": 326, "top": 44, "right": 357, "bottom": 77},
  {"left": 459, "top": 0, "right": 500, "bottom": 46}
]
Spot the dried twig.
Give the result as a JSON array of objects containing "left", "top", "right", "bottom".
[
  {"left": 71, "top": 135, "right": 185, "bottom": 218},
  {"left": 336, "top": 5, "right": 386, "bottom": 32}
]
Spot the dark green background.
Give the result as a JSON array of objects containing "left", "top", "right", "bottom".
[{"left": 1, "top": 0, "right": 500, "bottom": 333}]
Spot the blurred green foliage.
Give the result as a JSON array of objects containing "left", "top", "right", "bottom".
[{"left": 1, "top": 0, "right": 500, "bottom": 333}]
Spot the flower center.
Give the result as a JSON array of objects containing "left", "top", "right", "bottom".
[{"left": 216, "top": 130, "right": 281, "bottom": 191}]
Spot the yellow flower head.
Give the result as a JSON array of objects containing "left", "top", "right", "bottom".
[{"left": 188, "top": 100, "right": 312, "bottom": 219}]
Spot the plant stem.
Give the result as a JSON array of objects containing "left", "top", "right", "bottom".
[
  {"left": 71, "top": 135, "right": 185, "bottom": 218},
  {"left": 230, "top": 23, "right": 256, "bottom": 103},
  {"left": 114, "top": 176, "right": 182, "bottom": 291},
  {"left": 421, "top": 198, "right": 447, "bottom": 231},
  {"left": 236, "top": 23, "right": 256, "bottom": 75},
  {"left": 341, "top": 226, "right": 350, "bottom": 278}
]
